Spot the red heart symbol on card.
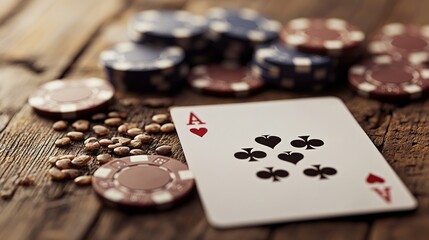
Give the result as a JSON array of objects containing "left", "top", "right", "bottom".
[
  {"left": 190, "top": 127, "right": 207, "bottom": 137},
  {"left": 366, "top": 173, "right": 385, "bottom": 184}
]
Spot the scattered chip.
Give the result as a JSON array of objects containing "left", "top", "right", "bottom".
[
  {"left": 254, "top": 42, "right": 334, "bottom": 75},
  {"left": 348, "top": 55, "right": 429, "bottom": 102},
  {"left": 368, "top": 23, "right": 429, "bottom": 62},
  {"left": 92, "top": 155, "right": 194, "bottom": 210},
  {"left": 188, "top": 62, "right": 265, "bottom": 97},
  {"left": 28, "top": 78, "right": 114, "bottom": 119},
  {"left": 280, "top": 18, "right": 365, "bottom": 57}
]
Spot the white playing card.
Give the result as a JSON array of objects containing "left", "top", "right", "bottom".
[{"left": 170, "top": 97, "right": 417, "bottom": 228}]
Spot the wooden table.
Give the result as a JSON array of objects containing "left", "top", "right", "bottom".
[{"left": 0, "top": 0, "right": 428, "bottom": 239}]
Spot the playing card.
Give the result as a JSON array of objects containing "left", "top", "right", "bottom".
[{"left": 170, "top": 97, "right": 417, "bottom": 228}]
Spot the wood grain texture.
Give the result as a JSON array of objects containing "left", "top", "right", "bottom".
[{"left": 0, "top": 0, "right": 428, "bottom": 239}]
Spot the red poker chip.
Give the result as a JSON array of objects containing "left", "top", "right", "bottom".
[
  {"left": 28, "top": 78, "right": 114, "bottom": 119},
  {"left": 188, "top": 63, "right": 265, "bottom": 97},
  {"left": 368, "top": 23, "right": 429, "bottom": 62},
  {"left": 348, "top": 55, "right": 429, "bottom": 102},
  {"left": 92, "top": 155, "right": 195, "bottom": 210},
  {"left": 280, "top": 18, "right": 365, "bottom": 57}
]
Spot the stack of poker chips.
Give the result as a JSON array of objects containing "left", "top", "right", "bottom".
[
  {"left": 128, "top": 10, "right": 211, "bottom": 67},
  {"left": 100, "top": 10, "right": 210, "bottom": 93},
  {"left": 348, "top": 23, "right": 429, "bottom": 102},
  {"left": 250, "top": 18, "right": 365, "bottom": 91},
  {"left": 251, "top": 42, "right": 336, "bottom": 91},
  {"left": 206, "top": 8, "right": 282, "bottom": 64},
  {"left": 99, "top": 42, "right": 188, "bottom": 93}
]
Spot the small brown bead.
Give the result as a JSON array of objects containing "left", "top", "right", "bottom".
[
  {"left": 117, "top": 124, "right": 129, "bottom": 134},
  {"left": 72, "top": 120, "right": 90, "bottom": 132},
  {"left": 17, "top": 176, "right": 35, "bottom": 186},
  {"left": 114, "top": 146, "right": 130, "bottom": 156},
  {"left": 127, "top": 128, "right": 143, "bottom": 137},
  {"left": 112, "top": 137, "right": 131, "bottom": 145},
  {"left": 120, "top": 98, "right": 139, "bottom": 107},
  {"left": 108, "top": 143, "right": 122, "bottom": 150},
  {"left": 52, "top": 120, "right": 68, "bottom": 131},
  {"left": 142, "top": 97, "right": 173, "bottom": 108},
  {"left": 93, "top": 125, "right": 109, "bottom": 136},
  {"left": 91, "top": 113, "right": 107, "bottom": 121},
  {"left": 155, "top": 145, "right": 172, "bottom": 155},
  {"left": 55, "top": 159, "right": 71, "bottom": 169},
  {"left": 74, "top": 176, "right": 92, "bottom": 186},
  {"left": 99, "top": 139, "right": 113, "bottom": 147},
  {"left": 145, "top": 123, "right": 161, "bottom": 133},
  {"left": 160, "top": 123, "right": 175, "bottom": 133},
  {"left": 104, "top": 118, "right": 123, "bottom": 127},
  {"left": 48, "top": 154, "right": 75, "bottom": 165},
  {"left": 152, "top": 114, "right": 169, "bottom": 124},
  {"left": 134, "top": 134, "right": 153, "bottom": 143},
  {"left": 48, "top": 168, "right": 68, "bottom": 181},
  {"left": 66, "top": 131, "right": 85, "bottom": 141},
  {"left": 129, "top": 139, "right": 142, "bottom": 149},
  {"left": 71, "top": 155, "right": 92, "bottom": 167},
  {"left": 48, "top": 156, "right": 60, "bottom": 165},
  {"left": 96, "top": 153, "right": 112, "bottom": 164},
  {"left": 84, "top": 141, "right": 101, "bottom": 151},
  {"left": 84, "top": 137, "right": 98, "bottom": 144},
  {"left": 62, "top": 169, "right": 80, "bottom": 179},
  {"left": 130, "top": 149, "right": 145, "bottom": 155},
  {"left": 55, "top": 137, "right": 71, "bottom": 147},
  {"left": 59, "top": 154, "right": 75, "bottom": 160},
  {"left": 108, "top": 111, "right": 128, "bottom": 118},
  {"left": 108, "top": 111, "right": 120, "bottom": 118}
]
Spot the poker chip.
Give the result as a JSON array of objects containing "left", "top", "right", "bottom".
[
  {"left": 207, "top": 8, "right": 281, "bottom": 43},
  {"left": 250, "top": 62, "right": 334, "bottom": 91},
  {"left": 92, "top": 155, "right": 195, "bottom": 210},
  {"left": 188, "top": 62, "right": 265, "bottom": 97},
  {"left": 100, "top": 42, "right": 185, "bottom": 72},
  {"left": 348, "top": 55, "right": 429, "bottom": 102},
  {"left": 280, "top": 18, "right": 365, "bottom": 57},
  {"left": 129, "top": 10, "right": 208, "bottom": 43},
  {"left": 254, "top": 42, "right": 334, "bottom": 74},
  {"left": 28, "top": 78, "right": 114, "bottom": 119},
  {"left": 368, "top": 23, "right": 429, "bottom": 61}
]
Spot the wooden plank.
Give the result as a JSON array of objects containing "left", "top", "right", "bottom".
[
  {"left": 272, "top": 221, "right": 368, "bottom": 240},
  {"left": 0, "top": 0, "right": 27, "bottom": 25},
  {"left": 365, "top": 0, "right": 429, "bottom": 239},
  {"left": 0, "top": 0, "right": 130, "bottom": 239},
  {"left": 0, "top": 0, "right": 126, "bottom": 133},
  {"left": 0, "top": 0, "right": 427, "bottom": 239},
  {"left": 368, "top": 101, "right": 429, "bottom": 240}
]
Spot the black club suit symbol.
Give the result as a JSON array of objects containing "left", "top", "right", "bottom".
[
  {"left": 303, "top": 165, "right": 337, "bottom": 180},
  {"left": 234, "top": 148, "right": 267, "bottom": 162},
  {"left": 291, "top": 136, "right": 324, "bottom": 150},
  {"left": 257, "top": 167, "right": 289, "bottom": 182}
]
